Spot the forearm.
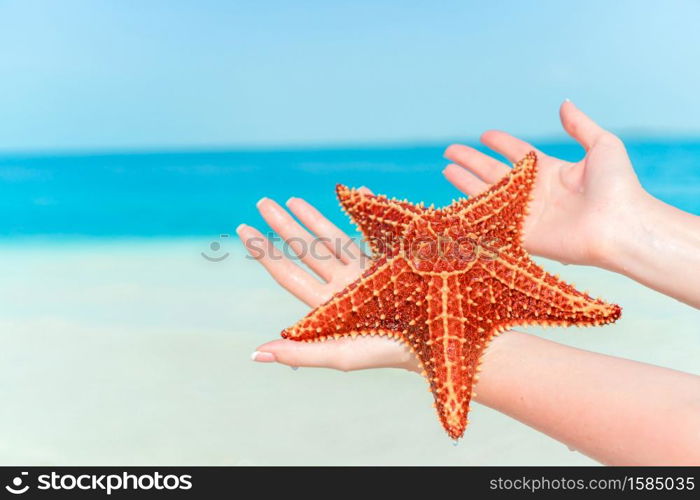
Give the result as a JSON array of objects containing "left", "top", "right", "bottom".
[
  {"left": 473, "top": 331, "right": 700, "bottom": 465},
  {"left": 600, "top": 193, "right": 700, "bottom": 308}
]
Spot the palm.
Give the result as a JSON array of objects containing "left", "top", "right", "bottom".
[
  {"left": 444, "top": 102, "right": 642, "bottom": 266},
  {"left": 238, "top": 196, "right": 419, "bottom": 372}
]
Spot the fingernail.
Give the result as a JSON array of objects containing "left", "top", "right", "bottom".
[
  {"left": 235, "top": 223, "right": 248, "bottom": 235},
  {"left": 256, "top": 197, "right": 269, "bottom": 209},
  {"left": 285, "top": 197, "right": 298, "bottom": 207},
  {"left": 564, "top": 97, "right": 572, "bottom": 103},
  {"left": 251, "top": 351, "right": 276, "bottom": 362}
]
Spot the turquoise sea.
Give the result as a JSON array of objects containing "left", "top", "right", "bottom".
[{"left": 1, "top": 140, "right": 699, "bottom": 239}]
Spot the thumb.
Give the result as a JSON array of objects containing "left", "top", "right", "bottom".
[{"left": 559, "top": 100, "right": 609, "bottom": 150}]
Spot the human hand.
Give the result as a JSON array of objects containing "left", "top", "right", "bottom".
[
  {"left": 443, "top": 100, "right": 649, "bottom": 267},
  {"left": 237, "top": 196, "right": 420, "bottom": 372}
]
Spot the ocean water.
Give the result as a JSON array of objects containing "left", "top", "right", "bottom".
[{"left": 1, "top": 140, "right": 699, "bottom": 239}]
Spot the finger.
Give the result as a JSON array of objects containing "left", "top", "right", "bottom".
[
  {"left": 559, "top": 100, "right": 607, "bottom": 150},
  {"left": 253, "top": 337, "right": 420, "bottom": 373},
  {"left": 257, "top": 198, "right": 343, "bottom": 281},
  {"left": 236, "top": 223, "right": 327, "bottom": 307},
  {"left": 285, "top": 197, "right": 365, "bottom": 265},
  {"left": 480, "top": 130, "right": 543, "bottom": 164},
  {"left": 443, "top": 144, "right": 510, "bottom": 183},
  {"left": 442, "top": 164, "right": 490, "bottom": 196}
]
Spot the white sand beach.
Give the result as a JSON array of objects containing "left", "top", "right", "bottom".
[{"left": 0, "top": 238, "right": 697, "bottom": 465}]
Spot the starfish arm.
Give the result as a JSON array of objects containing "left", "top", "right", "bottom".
[
  {"left": 442, "top": 152, "right": 537, "bottom": 248},
  {"left": 420, "top": 273, "right": 492, "bottom": 440},
  {"left": 477, "top": 256, "right": 622, "bottom": 327},
  {"left": 281, "top": 256, "right": 427, "bottom": 342},
  {"left": 336, "top": 184, "right": 425, "bottom": 258}
]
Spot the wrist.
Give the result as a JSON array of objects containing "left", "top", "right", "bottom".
[
  {"left": 600, "top": 191, "right": 700, "bottom": 307},
  {"left": 590, "top": 189, "right": 661, "bottom": 274},
  {"left": 470, "top": 331, "right": 518, "bottom": 404}
]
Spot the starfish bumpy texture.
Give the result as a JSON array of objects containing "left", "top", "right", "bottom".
[{"left": 281, "top": 152, "right": 622, "bottom": 439}]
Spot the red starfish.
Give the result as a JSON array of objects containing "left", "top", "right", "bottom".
[{"left": 282, "top": 152, "right": 622, "bottom": 439}]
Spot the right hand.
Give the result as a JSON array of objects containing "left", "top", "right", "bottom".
[{"left": 443, "top": 100, "right": 650, "bottom": 268}]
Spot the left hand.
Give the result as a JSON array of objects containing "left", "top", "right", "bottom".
[{"left": 237, "top": 195, "right": 420, "bottom": 372}]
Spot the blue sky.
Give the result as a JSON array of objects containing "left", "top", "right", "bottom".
[{"left": 0, "top": 0, "right": 699, "bottom": 152}]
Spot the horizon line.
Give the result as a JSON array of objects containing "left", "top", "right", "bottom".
[{"left": 2, "top": 131, "right": 700, "bottom": 158}]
